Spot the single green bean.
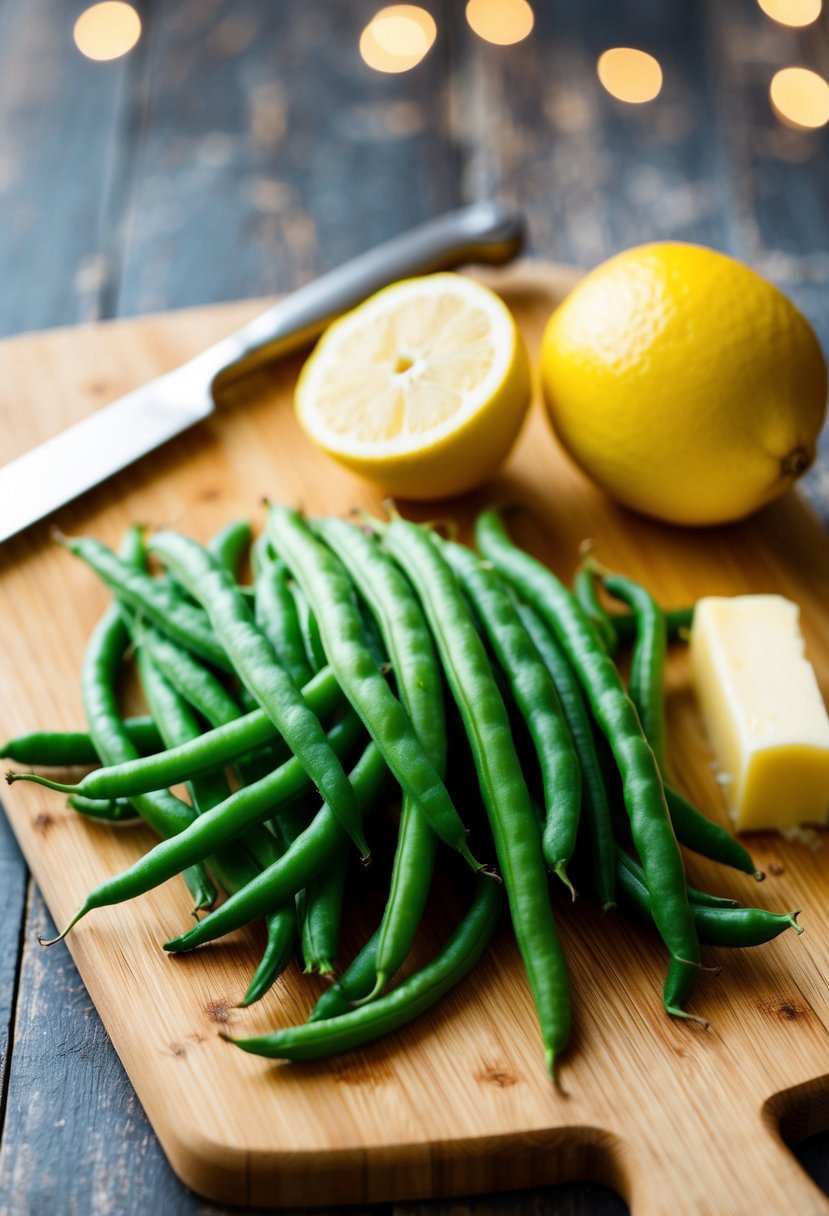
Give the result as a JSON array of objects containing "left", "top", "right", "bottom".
[
  {"left": 666, "top": 786, "right": 762, "bottom": 879},
  {"left": 600, "top": 570, "right": 667, "bottom": 770},
  {"left": 68, "top": 794, "right": 138, "bottom": 822},
  {"left": 573, "top": 566, "right": 617, "bottom": 654},
  {"left": 1, "top": 717, "right": 162, "bottom": 766},
  {"left": 208, "top": 519, "right": 252, "bottom": 578},
  {"left": 615, "top": 605, "right": 694, "bottom": 647},
  {"left": 300, "top": 851, "right": 349, "bottom": 974},
  {"left": 253, "top": 536, "right": 314, "bottom": 686}
]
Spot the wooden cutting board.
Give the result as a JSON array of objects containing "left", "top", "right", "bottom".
[{"left": 3, "top": 262, "right": 829, "bottom": 1215}]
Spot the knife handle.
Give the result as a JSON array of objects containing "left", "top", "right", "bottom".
[{"left": 212, "top": 202, "right": 525, "bottom": 391}]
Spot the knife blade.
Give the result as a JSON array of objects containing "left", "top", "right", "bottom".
[{"left": 0, "top": 203, "right": 525, "bottom": 543}]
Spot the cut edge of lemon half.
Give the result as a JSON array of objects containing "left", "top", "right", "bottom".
[{"left": 294, "top": 273, "right": 530, "bottom": 496}]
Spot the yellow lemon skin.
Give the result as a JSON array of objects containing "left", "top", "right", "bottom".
[
  {"left": 294, "top": 274, "right": 532, "bottom": 501},
  {"left": 540, "top": 243, "right": 828, "bottom": 526}
]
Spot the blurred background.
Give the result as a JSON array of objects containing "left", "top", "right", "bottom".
[{"left": 2, "top": 2, "right": 829, "bottom": 1213}]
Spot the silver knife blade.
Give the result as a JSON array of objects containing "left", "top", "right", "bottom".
[
  {"left": 0, "top": 203, "right": 525, "bottom": 543},
  {"left": 0, "top": 345, "right": 228, "bottom": 544}
]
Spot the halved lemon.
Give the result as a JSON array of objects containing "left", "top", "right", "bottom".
[{"left": 294, "top": 272, "right": 531, "bottom": 500}]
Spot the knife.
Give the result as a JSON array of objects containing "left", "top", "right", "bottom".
[{"left": 0, "top": 202, "right": 525, "bottom": 543}]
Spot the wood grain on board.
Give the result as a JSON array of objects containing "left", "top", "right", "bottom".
[{"left": 2, "top": 264, "right": 829, "bottom": 1213}]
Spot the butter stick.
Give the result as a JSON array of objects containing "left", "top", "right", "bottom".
[{"left": 690, "top": 594, "right": 829, "bottom": 831}]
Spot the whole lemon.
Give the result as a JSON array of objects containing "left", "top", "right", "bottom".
[{"left": 540, "top": 243, "right": 828, "bottom": 525}]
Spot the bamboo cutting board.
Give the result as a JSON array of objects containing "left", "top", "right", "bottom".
[{"left": 3, "top": 262, "right": 829, "bottom": 1214}]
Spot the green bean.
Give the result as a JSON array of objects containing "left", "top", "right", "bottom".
[
  {"left": 229, "top": 877, "right": 504, "bottom": 1061},
  {"left": 9, "top": 667, "right": 342, "bottom": 800},
  {"left": 68, "top": 794, "right": 138, "bottom": 822},
  {"left": 475, "top": 507, "right": 701, "bottom": 1021},
  {"left": 383, "top": 518, "right": 569, "bottom": 1075},
  {"left": 515, "top": 602, "right": 617, "bottom": 911},
  {"left": 59, "top": 535, "right": 231, "bottom": 672},
  {"left": 132, "top": 622, "right": 243, "bottom": 729},
  {"left": 208, "top": 519, "right": 252, "bottom": 578},
  {"left": 615, "top": 605, "right": 694, "bottom": 647},
  {"left": 45, "top": 712, "right": 363, "bottom": 943},
  {"left": 308, "top": 928, "right": 381, "bottom": 1021},
  {"left": 300, "top": 851, "right": 349, "bottom": 974},
  {"left": 615, "top": 849, "right": 738, "bottom": 910},
  {"left": 238, "top": 910, "right": 297, "bottom": 1007},
  {"left": 666, "top": 786, "right": 762, "bottom": 879},
  {"left": 1, "top": 718, "right": 162, "bottom": 766},
  {"left": 313, "top": 516, "right": 443, "bottom": 999},
  {"left": 290, "top": 582, "right": 328, "bottom": 674},
  {"left": 267, "top": 506, "right": 481, "bottom": 872},
  {"left": 164, "top": 741, "right": 389, "bottom": 953},
  {"left": 573, "top": 566, "right": 617, "bottom": 654},
  {"left": 615, "top": 852, "right": 801, "bottom": 947},
  {"left": 69, "top": 529, "right": 215, "bottom": 918},
  {"left": 148, "top": 530, "right": 369, "bottom": 861},
  {"left": 600, "top": 570, "right": 667, "bottom": 770},
  {"left": 443, "top": 539, "right": 581, "bottom": 896},
  {"left": 135, "top": 649, "right": 262, "bottom": 897},
  {"left": 253, "top": 536, "right": 314, "bottom": 686}
]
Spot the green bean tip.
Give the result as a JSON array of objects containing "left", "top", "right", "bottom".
[
  {"left": 553, "top": 863, "right": 577, "bottom": 902},
  {"left": 790, "top": 909, "right": 804, "bottom": 934},
  {"left": 351, "top": 972, "right": 387, "bottom": 1007},
  {"left": 666, "top": 1006, "right": 710, "bottom": 1029}
]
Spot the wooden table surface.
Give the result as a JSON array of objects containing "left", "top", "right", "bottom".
[{"left": 1, "top": 1, "right": 829, "bottom": 1212}]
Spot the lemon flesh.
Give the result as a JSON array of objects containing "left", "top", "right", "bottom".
[
  {"left": 295, "top": 273, "right": 531, "bottom": 500},
  {"left": 541, "top": 242, "right": 828, "bottom": 526}
]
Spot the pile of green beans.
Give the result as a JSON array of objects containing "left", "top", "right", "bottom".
[{"left": 3, "top": 505, "right": 803, "bottom": 1078}]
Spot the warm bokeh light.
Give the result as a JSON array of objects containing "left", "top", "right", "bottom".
[
  {"left": 770, "top": 66, "right": 829, "bottom": 128},
  {"left": 465, "top": 0, "right": 534, "bottom": 46},
  {"left": 597, "top": 47, "right": 663, "bottom": 104},
  {"left": 757, "top": 0, "right": 822, "bottom": 27},
  {"left": 73, "top": 2, "right": 141, "bottom": 61},
  {"left": 359, "top": 6, "right": 437, "bottom": 74}
]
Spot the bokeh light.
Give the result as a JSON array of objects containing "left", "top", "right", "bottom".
[
  {"left": 770, "top": 67, "right": 829, "bottom": 129},
  {"left": 465, "top": 0, "right": 535, "bottom": 46},
  {"left": 597, "top": 48, "right": 663, "bottom": 104},
  {"left": 73, "top": 2, "right": 141, "bottom": 61},
  {"left": 757, "top": 0, "right": 822, "bottom": 27},
  {"left": 359, "top": 6, "right": 437, "bottom": 74}
]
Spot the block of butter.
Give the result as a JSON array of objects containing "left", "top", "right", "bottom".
[{"left": 690, "top": 595, "right": 829, "bottom": 831}]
